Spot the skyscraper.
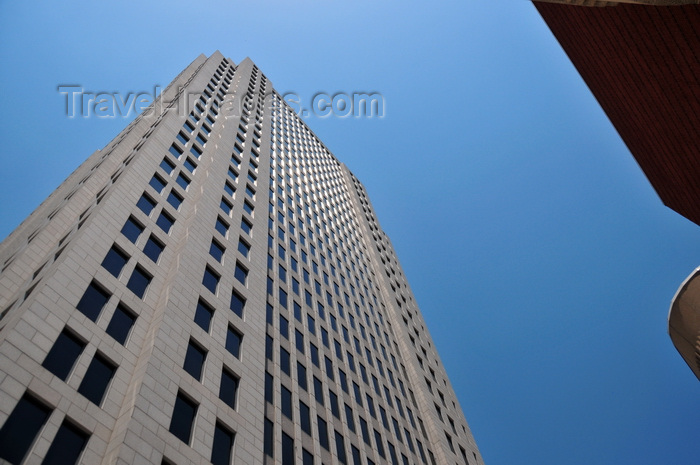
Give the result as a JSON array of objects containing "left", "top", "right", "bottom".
[{"left": 0, "top": 52, "right": 483, "bottom": 465}]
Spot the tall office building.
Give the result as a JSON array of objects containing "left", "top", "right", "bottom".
[{"left": 0, "top": 52, "right": 483, "bottom": 465}]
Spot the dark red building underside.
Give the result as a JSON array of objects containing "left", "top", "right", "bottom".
[{"left": 534, "top": 3, "right": 700, "bottom": 225}]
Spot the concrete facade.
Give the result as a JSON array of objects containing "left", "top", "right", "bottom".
[{"left": 0, "top": 52, "right": 483, "bottom": 464}]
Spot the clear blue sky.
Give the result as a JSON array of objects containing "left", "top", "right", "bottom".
[{"left": 1, "top": 1, "right": 698, "bottom": 464}]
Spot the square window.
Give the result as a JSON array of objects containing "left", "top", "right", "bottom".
[
  {"left": 136, "top": 193, "right": 156, "bottom": 216},
  {"left": 196, "top": 134, "right": 207, "bottom": 147},
  {"left": 143, "top": 235, "right": 165, "bottom": 262},
  {"left": 149, "top": 174, "right": 167, "bottom": 193},
  {"left": 77, "top": 352, "right": 116, "bottom": 405},
  {"left": 190, "top": 145, "right": 203, "bottom": 159},
  {"left": 167, "top": 190, "right": 184, "bottom": 210},
  {"left": 224, "top": 182, "right": 235, "bottom": 197},
  {"left": 194, "top": 298, "right": 214, "bottom": 332},
  {"left": 202, "top": 266, "right": 220, "bottom": 294},
  {"left": 243, "top": 201, "right": 254, "bottom": 215},
  {"left": 76, "top": 281, "right": 111, "bottom": 321},
  {"left": 226, "top": 326, "right": 243, "bottom": 358},
  {"left": 160, "top": 157, "right": 176, "bottom": 175},
  {"left": 176, "top": 173, "right": 191, "bottom": 190},
  {"left": 210, "top": 240, "right": 225, "bottom": 263},
  {"left": 127, "top": 265, "right": 152, "bottom": 298},
  {"left": 183, "top": 339, "right": 207, "bottom": 381},
  {"left": 169, "top": 144, "right": 183, "bottom": 159},
  {"left": 176, "top": 132, "right": 189, "bottom": 145},
  {"left": 169, "top": 392, "right": 197, "bottom": 444},
  {"left": 184, "top": 157, "right": 197, "bottom": 173},
  {"left": 106, "top": 303, "right": 136, "bottom": 345},
  {"left": 42, "top": 329, "right": 86, "bottom": 380},
  {"left": 121, "top": 216, "right": 144, "bottom": 243},
  {"left": 156, "top": 211, "right": 175, "bottom": 233},
  {"left": 220, "top": 198, "right": 233, "bottom": 216},
  {"left": 101, "top": 245, "right": 129, "bottom": 278}
]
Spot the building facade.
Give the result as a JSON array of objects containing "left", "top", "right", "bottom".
[{"left": 0, "top": 52, "right": 483, "bottom": 464}]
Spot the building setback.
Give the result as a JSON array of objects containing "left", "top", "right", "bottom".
[{"left": 0, "top": 52, "right": 483, "bottom": 465}]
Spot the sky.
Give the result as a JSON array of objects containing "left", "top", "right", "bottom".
[{"left": 1, "top": 1, "right": 698, "bottom": 464}]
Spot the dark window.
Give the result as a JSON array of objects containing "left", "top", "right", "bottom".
[
  {"left": 176, "top": 173, "right": 190, "bottom": 190},
  {"left": 297, "top": 362, "right": 307, "bottom": 391},
  {"left": 206, "top": 241, "right": 224, "bottom": 263},
  {"left": 169, "top": 144, "right": 183, "bottom": 158},
  {"left": 303, "top": 448, "right": 314, "bottom": 465},
  {"left": 280, "top": 347, "right": 290, "bottom": 375},
  {"left": 335, "top": 430, "right": 347, "bottom": 464},
  {"left": 234, "top": 262, "right": 248, "bottom": 285},
  {"left": 314, "top": 376, "right": 324, "bottom": 405},
  {"left": 106, "top": 303, "right": 136, "bottom": 345},
  {"left": 226, "top": 326, "right": 242, "bottom": 358},
  {"left": 0, "top": 394, "right": 52, "bottom": 464},
  {"left": 280, "top": 315, "right": 289, "bottom": 339},
  {"left": 184, "top": 157, "right": 197, "bottom": 173},
  {"left": 295, "top": 330, "right": 305, "bottom": 354},
  {"left": 190, "top": 145, "right": 203, "bottom": 159},
  {"left": 220, "top": 198, "right": 233, "bottom": 215},
  {"left": 215, "top": 217, "right": 229, "bottom": 237},
  {"left": 237, "top": 239, "right": 250, "bottom": 258},
  {"left": 167, "top": 190, "right": 183, "bottom": 210},
  {"left": 281, "top": 385, "right": 293, "bottom": 420},
  {"left": 77, "top": 353, "right": 116, "bottom": 405},
  {"left": 300, "top": 401, "right": 311, "bottom": 435},
  {"left": 224, "top": 181, "right": 235, "bottom": 197},
  {"left": 310, "top": 343, "right": 319, "bottom": 367},
  {"left": 101, "top": 245, "right": 129, "bottom": 277},
  {"left": 360, "top": 417, "right": 371, "bottom": 446},
  {"left": 282, "top": 432, "right": 294, "bottom": 465},
  {"left": 143, "top": 235, "right": 165, "bottom": 262},
  {"left": 156, "top": 211, "right": 175, "bottom": 233},
  {"left": 126, "top": 265, "right": 152, "bottom": 298},
  {"left": 176, "top": 132, "right": 189, "bottom": 145},
  {"left": 219, "top": 367, "right": 238, "bottom": 409},
  {"left": 149, "top": 174, "right": 167, "bottom": 193},
  {"left": 240, "top": 218, "right": 252, "bottom": 235},
  {"left": 325, "top": 357, "right": 334, "bottom": 381},
  {"left": 374, "top": 430, "right": 385, "bottom": 458},
  {"left": 42, "top": 420, "right": 89, "bottom": 465},
  {"left": 183, "top": 340, "right": 206, "bottom": 381},
  {"left": 43, "top": 329, "right": 86, "bottom": 380},
  {"left": 317, "top": 416, "right": 329, "bottom": 450},
  {"left": 345, "top": 404, "right": 355, "bottom": 432},
  {"left": 160, "top": 157, "right": 176, "bottom": 174},
  {"left": 169, "top": 392, "right": 197, "bottom": 444},
  {"left": 76, "top": 281, "right": 110, "bottom": 321},
  {"left": 211, "top": 422, "right": 234, "bottom": 465},
  {"left": 264, "top": 418, "right": 274, "bottom": 458},
  {"left": 121, "top": 216, "right": 144, "bottom": 243},
  {"left": 265, "top": 371, "right": 274, "bottom": 404},
  {"left": 352, "top": 446, "right": 362, "bottom": 465},
  {"left": 229, "top": 289, "right": 245, "bottom": 318},
  {"left": 279, "top": 288, "right": 288, "bottom": 309},
  {"left": 194, "top": 299, "right": 214, "bottom": 332},
  {"left": 136, "top": 193, "right": 156, "bottom": 216},
  {"left": 330, "top": 389, "right": 342, "bottom": 418},
  {"left": 243, "top": 201, "right": 254, "bottom": 215},
  {"left": 202, "top": 266, "right": 220, "bottom": 294}
]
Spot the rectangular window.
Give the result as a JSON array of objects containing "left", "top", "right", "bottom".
[
  {"left": 264, "top": 418, "right": 274, "bottom": 458},
  {"left": 121, "top": 216, "right": 144, "bottom": 243},
  {"left": 194, "top": 298, "right": 214, "bottom": 332},
  {"left": 149, "top": 174, "right": 167, "bottom": 193},
  {"left": 176, "top": 173, "right": 190, "bottom": 190},
  {"left": 167, "top": 189, "right": 183, "bottom": 210},
  {"left": 300, "top": 400, "right": 312, "bottom": 435},
  {"left": 234, "top": 262, "right": 248, "bottom": 285},
  {"left": 226, "top": 326, "right": 243, "bottom": 358},
  {"left": 106, "top": 303, "right": 136, "bottom": 345},
  {"left": 215, "top": 216, "right": 229, "bottom": 237},
  {"left": 295, "top": 329, "right": 305, "bottom": 354},
  {"left": 43, "top": 329, "right": 86, "bottom": 380},
  {"left": 335, "top": 430, "right": 347, "bottom": 464},
  {"left": 230, "top": 289, "right": 245, "bottom": 318},
  {"left": 102, "top": 245, "right": 129, "bottom": 277},
  {"left": 143, "top": 235, "right": 165, "bottom": 262},
  {"left": 156, "top": 211, "right": 175, "bottom": 233},
  {"left": 297, "top": 362, "right": 307, "bottom": 391},
  {"left": 169, "top": 143, "right": 183, "bottom": 158},
  {"left": 211, "top": 422, "right": 234, "bottom": 465},
  {"left": 220, "top": 197, "right": 233, "bottom": 216},
  {"left": 77, "top": 352, "right": 116, "bottom": 405},
  {"left": 202, "top": 266, "right": 220, "bottom": 294},
  {"left": 310, "top": 343, "right": 319, "bottom": 367},
  {"left": 329, "top": 390, "right": 340, "bottom": 418},
  {"left": 219, "top": 367, "right": 238, "bottom": 409},
  {"left": 303, "top": 449, "right": 314, "bottom": 465},
  {"left": 169, "top": 392, "right": 197, "bottom": 444},
  {"left": 136, "top": 193, "right": 156, "bottom": 216},
  {"left": 280, "top": 347, "right": 291, "bottom": 375},
  {"left": 317, "top": 416, "right": 329, "bottom": 450},
  {"left": 313, "top": 376, "right": 324, "bottom": 406},
  {"left": 345, "top": 404, "right": 356, "bottom": 432},
  {"left": 238, "top": 238, "right": 250, "bottom": 258},
  {"left": 76, "top": 281, "right": 110, "bottom": 321},
  {"left": 281, "top": 385, "right": 293, "bottom": 420},
  {"left": 280, "top": 314, "right": 289, "bottom": 339},
  {"left": 265, "top": 371, "right": 274, "bottom": 404},
  {"left": 42, "top": 420, "right": 89, "bottom": 465},
  {"left": 183, "top": 340, "right": 207, "bottom": 381},
  {"left": 209, "top": 240, "right": 225, "bottom": 263},
  {"left": 282, "top": 432, "right": 294, "bottom": 465},
  {"left": 160, "top": 157, "right": 176, "bottom": 174},
  {"left": 0, "top": 394, "right": 52, "bottom": 464}
]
